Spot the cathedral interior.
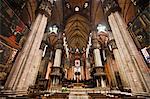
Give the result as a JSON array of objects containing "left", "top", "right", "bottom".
[{"left": 0, "top": 0, "right": 150, "bottom": 98}]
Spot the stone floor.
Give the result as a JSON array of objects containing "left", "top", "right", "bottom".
[
  {"left": 1, "top": 84, "right": 149, "bottom": 99},
  {"left": 69, "top": 91, "right": 89, "bottom": 99}
]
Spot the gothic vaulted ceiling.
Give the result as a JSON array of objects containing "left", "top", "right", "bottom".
[
  {"left": 10, "top": 0, "right": 138, "bottom": 48},
  {"left": 63, "top": 0, "right": 105, "bottom": 48},
  {"left": 64, "top": 14, "right": 90, "bottom": 48}
]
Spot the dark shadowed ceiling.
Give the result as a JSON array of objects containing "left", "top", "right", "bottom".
[
  {"left": 6, "top": 0, "right": 148, "bottom": 48},
  {"left": 56, "top": 0, "right": 106, "bottom": 48}
]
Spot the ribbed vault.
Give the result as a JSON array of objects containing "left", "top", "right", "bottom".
[{"left": 64, "top": 14, "right": 90, "bottom": 48}]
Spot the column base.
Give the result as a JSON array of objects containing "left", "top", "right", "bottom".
[
  {"left": 95, "top": 87, "right": 110, "bottom": 91},
  {"left": 0, "top": 89, "right": 28, "bottom": 97},
  {"left": 123, "top": 87, "right": 131, "bottom": 93},
  {"left": 94, "top": 67, "right": 106, "bottom": 76},
  {"left": 51, "top": 67, "right": 62, "bottom": 76},
  {"left": 50, "top": 85, "right": 62, "bottom": 93},
  {"left": 133, "top": 92, "right": 150, "bottom": 98}
]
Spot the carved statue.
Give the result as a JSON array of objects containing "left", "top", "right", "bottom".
[{"left": 97, "top": 31, "right": 109, "bottom": 47}]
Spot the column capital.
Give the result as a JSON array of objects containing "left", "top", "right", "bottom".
[
  {"left": 91, "top": 31, "right": 101, "bottom": 49},
  {"left": 55, "top": 39, "right": 63, "bottom": 49},
  {"left": 101, "top": 0, "right": 121, "bottom": 16},
  {"left": 38, "top": 0, "right": 52, "bottom": 17},
  {"left": 40, "top": 41, "right": 46, "bottom": 50},
  {"left": 108, "top": 39, "right": 117, "bottom": 49}
]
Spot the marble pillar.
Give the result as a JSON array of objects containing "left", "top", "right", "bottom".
[
  {"left": 106, "top": 57, "right": 118, "bottom": 88},
  {"left": 101, "top": 76, "right": 106, "bottom": 88},
  {"left": 108, "top": 13, "right": 144, "bottom": 92},
  {"left": 67, "top": 67, "right": 72, "bottom": 80},
  {"left": 72, "top": 66, "right": 75, "bottom": 80},
  {"left": 5, "top": 14, "right": 42, "bottom": 90},
  {"left": 102, "top": 0, "right": 150, "bottom": 92},
  {"left": 92, "top": 31, "right": 103, "bottom": 67},
  {"left": 93, "top": 49, "right": 103, "bottom": 67},
  {"left": 96, "top": 80, "right": 99, "bottom": 87},
  {"left": 109, "top": 37, "right": 129, "bottom": 89},
  {"left": 30, "top": 49, "right": 43, "bottom": 85},
  {"left": 92, "top": 31, "right": 106, "bottom": 88},
  {"left": 113, "top": 48, "right": 129, "bottom": 88},
  {"left": 65, "top": 69, "right": 67, "bottom": 79},
  {"left": 53, "top": 49, "right": 62, "bottom": 67},
  {"left": 5, "top": 1, "right": 51, "bottom": 93},
  {"left": 114, "top": 12, "right": 150, "bottom": 92},
  {"left": 45, "top": 62, "right": 52, "bottom": 79},
  {"left": 51, "top": 39, "right": 63, "bottom": 86},
  {"left": 85, "top": 58, "right": 91, "bottom": 80},
  {"left": 17, "top": 14, "right": 48, "bottom": 91},
  {"left": 81, "top": 66, "right": 85, "bottom": 80}
]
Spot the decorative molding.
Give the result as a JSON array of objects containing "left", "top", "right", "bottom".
[
  {"left": 92, "top": 31, "right": 101, "bottom": 49},
  {"left": 55, "top": 39, "right": 63, "bottom": 49},
  {"left": 38, "top": 1, "right": 52, "bottom": 17},
  {"left": 108, "top": 39, "right": 118, "bottom": 50},
  {"left": 101, "top": 0, "right": 121, "bottom": 16}
]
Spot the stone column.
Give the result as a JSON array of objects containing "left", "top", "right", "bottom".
[
  {"left": 93, "top": 49, "right": 103, "bottom": 67},
  {"left": 53, "top": 49, "right": 62, "bottom": 67},
  {"left": 101, "top": 76, "right": 106, "bottom": 87},
  {"left": 72, "top": 66, "right": 74, "bottom": 80},
  {"left": 85, "top": 58, "right": 91, "bottom": 80},
  {"left": 92, "top": 31, "right": 106, "bottom": 88},
  {"left": 111, "top": 59, "right": 118, "bottom": 88},
  {"left": 67, "top": 67, "right": 72, "bottom": 80},
  {"left": 105, "top": 56, "right": 118, "bottom": 89},
  {"left": 5, "top": 0, "right": 51, "bottom": 93},
  {"left": 39, "top": 42, "right": 50, "bottom": 78},
  {"left": 64, "top": 69, "right": 67, "bottom": 79},
  {"left": 81, "top": 66, "right": 85, "bottom": 80},
  {"left": 18, "top": 14, "right": 48, "bottom": 91},
  {"left": 114, "top": 12, "right": 150, "bottom": 92},
  {"left": 5, "top": 13, "right": 42, "bottom": 90},
  {"left": 51, "top": 39, "right": 63, "bottom": 86},
  {"left": 109, "top": 13, "right": 144, "bottom": 93},
  {"left": 108, "top": 34, "right": 129, "bottom": 89},
  {"left": 85, "top": 33, "right": 92, "bottom": 80},
  {"left": 96, "top": 80, "right": 99, "bottom": 87},
  {"left": 109, "top": 13, "right": 142, "bottom": 92},
  {"left": 45, "top": 62, "right": 52, "bottom": 79},
  {"left": 30, "top": 49, "right": 43, "bottom": 85},
  {"left": 92, "top": 31, "right": 103, "bottom": 67},
  {"left": 102, "top": 0, "right": 150, "bottom": 93}
]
